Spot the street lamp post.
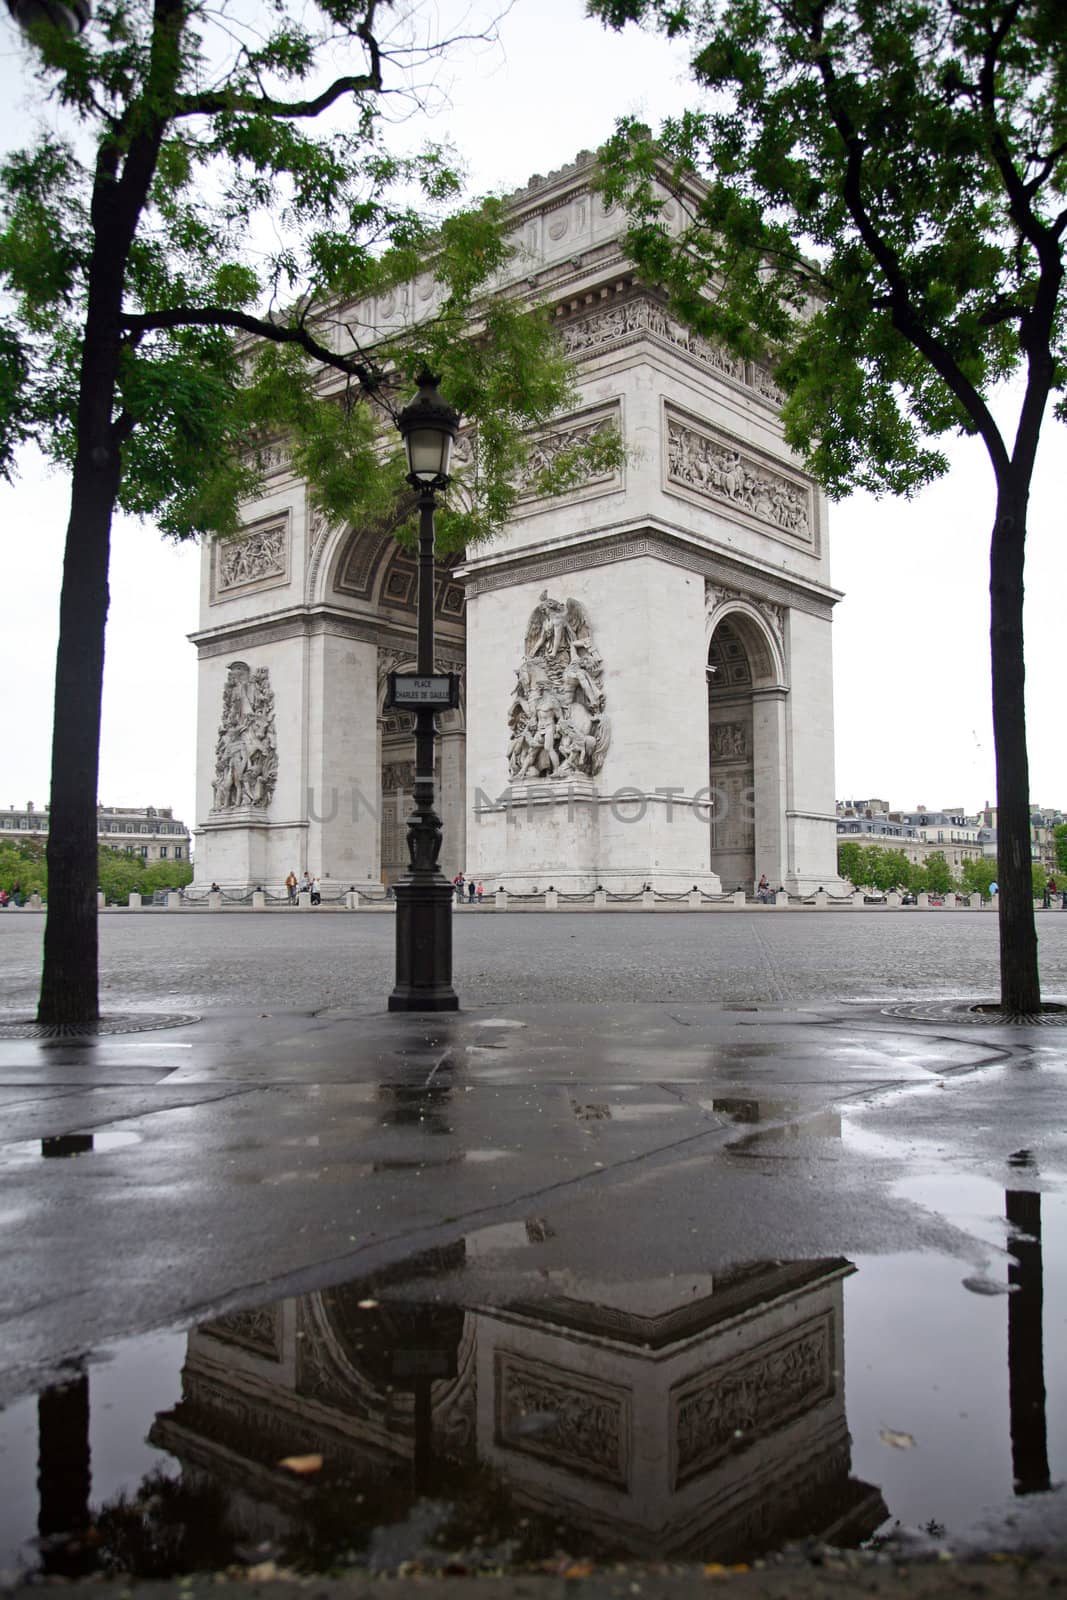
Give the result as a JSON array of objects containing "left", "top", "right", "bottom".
[{"left": 388, "top": 374, "right": 461, "bottom": 1013}]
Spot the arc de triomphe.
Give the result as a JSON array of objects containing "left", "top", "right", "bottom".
[{"left": 191, "top": 152, "right": 842, "bottom": 897}]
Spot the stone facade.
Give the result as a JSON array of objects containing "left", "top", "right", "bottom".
[
  {"left": 0, "top": 802, "right": 191, "bottom": 863},
  {"left": 191, "top": 151, "right": 843, "bottom": 895}
]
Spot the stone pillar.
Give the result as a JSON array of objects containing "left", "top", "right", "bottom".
[
  {"left": 642, "top": 887, "right": 655, "bottom": 908},
  {"left": 814, "top": 888, "right": 829, "bottom": 907},
  {"left": 298, "top": 890, "right": 311, "bottom": 909},
  {"left": 496, "top": 890, "right": 508, "bottom": 911},
  {"left": 167, "top": 891, "right": 182, "bottom": 910},
  {"left": 751, "top": 687, "right": 789, "bottom": 893},
  {"left": 305, "top": 631, "right": 380, "bottom": 885},
  {"left": 688, "top": 887, "right": 701, "bottom": 908},
  {"left": 593, "top": 886, "right": 606, "bottom": 908},
  {"left": 887, "top": 891, "right": 901, "bottom": 908},
  {"left": 252, "top": 889, "right": 266, "bottom": 909},
  {"left": 208, "top": 890, "right": 222, "bottom": 910},
  {"left": 918, "top": 892, "right": 930, "bottom": 909},
  {"left": 774, "top": 889, "right": 789, "bottom": 907},
  {"left": 731, "top": 889, "right": 746, "bottom": 907},
  {"left": 969, "top": 892, "right": 982, "bottom": 909},
  {"left": 97, "top": 891, "right": 105, "bottom": 910},
  {"left": 545, "top": 888, "right": 559, "bottom": 909}
]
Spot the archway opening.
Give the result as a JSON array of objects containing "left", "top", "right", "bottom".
[{"left": 708, "top": 618, "right": 756, "bottom": 892}]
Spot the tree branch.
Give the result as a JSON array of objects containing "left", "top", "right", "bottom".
[
  {"left": 807, "top": 13, "right": 1010, "bottom": 478},
  {"left": 172, "top": 4, "right": 383, "bottom": 123},
  {"left": 118, "top": 305, "right": 383, "bottom": 391}
]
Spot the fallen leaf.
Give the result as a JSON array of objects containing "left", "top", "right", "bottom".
[
  {"left": 277, "top": 1454, "right": 323, "bottom": 1475},
  {"left": 563, "top": 1562, "right": 594, "bottom": 1579},
  {"left": 880, "top": 1428, "right": 916, "bottom": 1449}
]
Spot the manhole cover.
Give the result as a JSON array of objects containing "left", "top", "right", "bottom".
[
  {"left": 0, "top": 1012, "right": 200, "bottom": 1040},
  {"left": 881, "top": 1000, "right": 1067, "bottom": 1027}
]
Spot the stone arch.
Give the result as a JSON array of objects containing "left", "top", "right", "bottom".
[{"left": 706, "top": 598, "right": 789, "bottom": 893}]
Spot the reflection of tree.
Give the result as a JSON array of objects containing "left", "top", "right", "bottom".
[
  {"left": 37, "top": 1371, "right": 91, "bottom": 1577},
  {"left": 1006, "top": 1190, "right": 1050, "bottom": 1495}
]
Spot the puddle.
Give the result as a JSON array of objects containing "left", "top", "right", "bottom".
[{"left": 1, "top": 1194, "right": 1065, "bottom": 1578}]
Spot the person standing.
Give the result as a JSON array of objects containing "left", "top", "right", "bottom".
[
  {"left": 452, "top": 872, "right": 465, "bottom": 903},
  {"left": 467, "top": 879, "right": 476, "bottom": 903},
  {"left": 476, "top": 882, "right": 484, "bottom": 903},
  {"left": 1045, "top": 875, "right": 1057, "bottom": 909},
  {"left": 285, "top": 869, "right": 298, "bottom": 905}
]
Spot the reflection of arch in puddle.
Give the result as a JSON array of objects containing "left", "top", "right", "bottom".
[{"left": 144, "top": 1243, "right": 885, "bottom": 1565}]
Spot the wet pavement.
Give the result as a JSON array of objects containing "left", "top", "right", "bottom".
[{"left": 1, "top": 919, "right": 1066, "bottom": 1585}]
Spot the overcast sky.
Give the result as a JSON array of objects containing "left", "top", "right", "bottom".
[{"left": 0, "top": 0, "right": 1062, "bottom": 831}]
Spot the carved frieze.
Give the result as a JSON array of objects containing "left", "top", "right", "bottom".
[
  {"left": 507, "top": 593, "right": 610, "bottom": 781},
  {"left": 710, "top": 721, "right": 749, "bottom": 762},
  {"left": 495, "top": 1350, "right": 630, "bottom": 1488},
  {"left": 671, "top": 1312, "right": 835, "bottom": 1488},
  {"left": 560, "top": 294, "right": 767, "bottom": 394},
  {"left": 201, "top": 1306, "right": 283, "bottom": 1362},
  {"left": 215, "top": 519, "right": 288, "bottom": 595},
  {"left": 518, "top": 406, "right": 621, "bottom": 502},
  {"left": 211, "top": 661, "right": 278, "bottom": 811},
  {"left": 667, "top": 416, "right": 812, "bottom": 542},
  {"left": 382, "top": 759, "right": 415, "bottom": 792}
]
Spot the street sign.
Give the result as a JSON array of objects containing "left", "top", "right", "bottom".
[{"left": 385, "top": 672, "right": 460, "bottom": 711}]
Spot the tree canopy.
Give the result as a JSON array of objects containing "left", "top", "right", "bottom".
[
  {"left": 0, "top": 0, "right": 616, "bottom": 557},
  {"left": 593, "top": 0, "right": 1066, "bottom": 1011}
]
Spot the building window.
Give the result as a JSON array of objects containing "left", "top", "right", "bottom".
[
  {"left": 126, "top": 824, "right": 134, "bottom": 834},
  {"left": 160, "top": 846, "right": 168, "bottom": 859},
  {"left": 175, "top": 846, "right": 183, "bottom": 859}
]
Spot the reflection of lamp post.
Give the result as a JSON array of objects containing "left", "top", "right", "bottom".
[
  {"left": 6, "top": 0, "right": 90, "bottom": 35},
  {"left": 388, "top": 374, "right": 460, "bottom": 1013}
]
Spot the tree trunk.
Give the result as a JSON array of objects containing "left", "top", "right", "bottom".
[
  {"left": 990, "top": 477, "right": 1040, "bottom": 1013},
  {"left": 37, "top": 448, "right": 120, "bottom": 1024}
]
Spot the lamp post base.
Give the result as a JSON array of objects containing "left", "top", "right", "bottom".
[{"left": 388, "top": 877, "right": 459, "bottom": 1011}]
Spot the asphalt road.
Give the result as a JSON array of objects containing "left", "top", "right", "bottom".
[{"left": 3, "top": 907, "right": 1067, "bottom": 1013}]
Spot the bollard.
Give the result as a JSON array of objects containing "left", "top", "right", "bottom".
[
  {"left": 29, "top": 891, "right": 42, "bottom": 909},
  {"left": 167, "top": 891, "right": 182, "bottom": 910},
  {"left": 887, "top": 891, "right": 901, "bottom": 908},
  {"left": 208, "top": 890, "right": 221, "bottom": 911},
  {"left": 731, "top": 889, "right": 746, "bottom": 907},
  {"left": 496, "top": 888, "right": 508, "bottom": 912},
  {"left": 345, "top": 890, "right": 358, "bottom": 910},
  {"left": 298, "top": 890, "right": 311, "bottom": 909},
  {"left": 991, "top": 893, "right": 999, "bottom": 911},
  {"left": 688, "top": 887, "right": 701, "bottom": 908},
  {"left": 968, "top": 892, "right": 982, "bottom": 909},
  {"left": 774, "top": 889, "right": 789, "bottom": 907},
  {"left": 594, "top": 886, "right": 606, "bottom": 908},
  {"left": 129, "top": 892, "right": 141, "bottom": 909},
  {"left": 918, "top": 892, "right": 930, "bottom": 909},
  {"left": 814, "top": 888, "right": 829, "bottom": 907},
  {"left": 642, "top": 886, "right": 655, "bottom": 908},
  {"left": 252, "top": 889, "right": 266, "bottom": 909},
  {"left": 850, "top": 890, "right": 865, "bottom": 908},
  {"left": 97, "top": 891, "right": 105, "bottom": 910},
  {"left": 545, "top": 888, "right": 559, "bottom": 909}
]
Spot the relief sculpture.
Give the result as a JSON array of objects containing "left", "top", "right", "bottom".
[
  {"left": 507, "top": 592, "right": 610, "bottom": 782},
  {"left": 211, "top": 661, "right": 278, "bottom": 811},
  {"left": 217, "top": 522, "right": 287, "bottom": 591},
  {"left": 668, "top": 419, "right": 811, "bottom": 538}
]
